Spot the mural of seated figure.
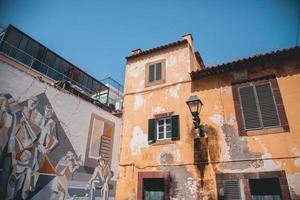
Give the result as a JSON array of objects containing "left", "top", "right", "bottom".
[{"left": 86, "top": 155, "right": 113, "bottom": 200}]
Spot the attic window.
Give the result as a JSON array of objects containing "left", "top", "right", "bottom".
[{"left": 146, "top": 60, "right": 165, "bottom": 87}]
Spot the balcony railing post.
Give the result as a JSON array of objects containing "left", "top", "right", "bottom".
[
  {"left": 46, "top": 65, "right": 49, "bottom": 76},
  {"left": 29, "top": 57, "right": 34, "bottom": 69}
]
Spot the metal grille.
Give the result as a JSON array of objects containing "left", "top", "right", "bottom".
[
  {"left": 99, "top": 135, "right": 112, "bottom": 161},
  {"left": 223, "top": 180, "right": 241, "bottom": 200},
  {"left": 255, "top": 84, "right": 280, "bottom": 127}
]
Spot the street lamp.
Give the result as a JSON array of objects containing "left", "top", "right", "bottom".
[{"left": 186, "top": 95, "right": 205, "bottom": 137}]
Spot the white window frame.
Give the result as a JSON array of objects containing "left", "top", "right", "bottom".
[{"left": 156, "top": 117, "right": 172, "bottom": 140}]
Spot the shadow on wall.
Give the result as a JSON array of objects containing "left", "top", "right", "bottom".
[{"left": 193, "top": 125, "right": 219, "bottom": 196}]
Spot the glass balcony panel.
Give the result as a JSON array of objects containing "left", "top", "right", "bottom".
[
  {"left": 14, "top": 51, "right": 32, "bottom": 66},
  {"left": 32, "top": 60, "right": 48, "bottom": 75},
  {"left": 47, "top": 67, "right": 62, "bottom": 81}
]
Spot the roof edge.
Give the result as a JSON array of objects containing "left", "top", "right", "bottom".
[
  {"left": 126, "top": 39, "right": 188, "bottom": 60},
  {"left": 191, "top": 46, "right": 300, "bottom": 79}
]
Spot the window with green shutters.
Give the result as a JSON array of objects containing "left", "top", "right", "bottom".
[{"left": 148, "top": 115, "right": 180, "bottom": 143}]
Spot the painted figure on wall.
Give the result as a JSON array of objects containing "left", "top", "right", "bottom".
[
  {"left": 6, "top": 150, "right": 32, "bottom": 200},
  {"left": 87, "top": 155, "right": 113, "bottom": 200},
  {"left": 0, "top": 94, "right": 13, "bottom": 160},
  {"left": 0, "top": 93, "right": 60, "bottom": 199},
  {"left": 0, "top": 93, "right": 115, "bottom": 199},
  {"left": 51, "top": 151, "right": 83, "bottom": 200},
  {"left": 31, "top": 104, "right": 58, "bottom": 190}
]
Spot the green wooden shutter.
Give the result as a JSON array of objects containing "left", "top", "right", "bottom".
[
  {"left": 171, "top": 115, "right": 180, "bottom": 141},
  {"left": 148, "top": 118, "right": 156, "bottom": 142}
]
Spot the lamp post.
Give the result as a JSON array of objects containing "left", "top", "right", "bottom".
[{"left": 186, "top": 95, "right": 205, "bottom": 137}]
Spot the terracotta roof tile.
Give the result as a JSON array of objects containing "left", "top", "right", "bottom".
[
  {"left": 126, "top": 39, "right": 188, "bottom": 60},
  {"left": 191, "top": 46, "right": 300, "bottom": 79}
]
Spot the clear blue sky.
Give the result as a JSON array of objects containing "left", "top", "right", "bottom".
[{"left": 0, "top": 0, "right": 299, "bottom": 84}]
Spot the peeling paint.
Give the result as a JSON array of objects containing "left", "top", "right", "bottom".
[
  {"left": 127, "top": 64, "right": 143, "bottom": 78},
  {"left": 168, "top": 85, "right": 181, "bottom": 98},
  {"left": 129, "top": 126, "right": 148, "bottom": 156},
  {"left": 152, "top": 106, "right": 166, "bottom": 115},
  {"left": 134, "top": 93, "right": 143, "bottom": 111},
  {"left": 161, "top": 166, "right": 198, "bottom": 200},
  {"left": 209, "top": 114, "right": 224, "bottom": 126},
  {"left": 135, "top": 80, "right": 145, "bottom": 92},
  {"left": 287, "top": 173, "right": 300, "bottom": 197},
  {"left": 167, "top": 55, "right": 177, "bottom": 68},
  {"left": 220, "top": 124, "right": 262, "bottom": 170},
  {"left": 184, "top": 177, "right": 199, "bottom": 199},
  {"left": 157, "top": 145, "right": 181, "bottom": 164},
  {"left": 256, "top": 138, "right": 282, "bottom": 170},
  {"left": 179, "top": 52, "right": 188, "bottom": 62},
  {"left": 227, "top": 113, "right": 236, "bottom": 126},
  {"left": 221, "top": 86, "right": 232, "bottom": 95},
  {"left": 209, "top": 113, "right": 264, "bottom": 170}
]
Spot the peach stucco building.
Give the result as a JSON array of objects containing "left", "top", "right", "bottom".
[{"left": 116, "top": 34, "right": 300, "bottom": 200}]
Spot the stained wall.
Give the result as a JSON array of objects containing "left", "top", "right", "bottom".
[{"left": 116, "top": 36, "right": 300, "bottom": 199}]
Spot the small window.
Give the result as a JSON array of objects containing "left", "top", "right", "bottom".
[
  {"left": 232, "top": 76, "right": 289, "bottom": 136},
  {"left": 143, "top": 178, "right": 165, "bottom": 200},
  {"left": 137, "top": 171, "right": 170, "bottom": 200},
  {"left": 148, "top": 115, "right": 179, "bottom": 143},
  {"left": 146, "top": 60, "right": 165, "bottom": 86},
  {"left": 249, "top": 178, "right": 282, "bottom": 199}
]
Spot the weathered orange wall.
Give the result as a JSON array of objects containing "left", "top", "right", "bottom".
[{"left": 116, "top": 37, "right": 300, "bottom": 199}]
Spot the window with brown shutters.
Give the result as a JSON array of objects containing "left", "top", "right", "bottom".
[
  {"left": 145, "top": 60, "right": 166, "bottom": 87},
  {"left": 232, "top": 76, "right": 289, "bottom": 136},
  {"left": 239, "top": 83, "right": 280, "bottom": 130}
]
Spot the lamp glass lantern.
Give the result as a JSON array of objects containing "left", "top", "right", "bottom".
[{"left": 186, "top": 95, "right": 203, "bottom": 117}]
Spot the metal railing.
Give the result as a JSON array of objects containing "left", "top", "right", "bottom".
[
  {"left": 100, "top": 77, "right": 124, "bottom": 93},
  {"left": 0, "top": 39, "right": 109, "bottom": 103}
]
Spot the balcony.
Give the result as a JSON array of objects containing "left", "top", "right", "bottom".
[{"left": 0, "top": 25, "right": 114, "bottom": 112}]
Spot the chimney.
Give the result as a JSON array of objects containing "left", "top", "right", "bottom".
[
  {"left": 131, "top": 48, "right": 142, "bottom": 56},
  {"left": 182, "top": 33, "right": 193, "bottom": 47}
]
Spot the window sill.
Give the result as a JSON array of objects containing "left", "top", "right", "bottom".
[
  {"left": 145, "top": 80, "right": 166, "bottom": 87},
  {"left": 245, "top": 126, "right": 287, "bottom": 136},
  {"left": 151, "top": 139, "right": 176, "bottom": 146}
]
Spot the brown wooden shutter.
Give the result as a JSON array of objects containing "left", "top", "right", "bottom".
[
  {"left": 223, "top": 180, "right": 241, "bottom": 200},
  {"left": 232, "top": 85, "right": 246, "bottom": 136},
  {"left": 149, "top": 65, "right": 155, "bottom": 82},
  {"left": 156, "top": 63, "right": 162, "bottom": 80},
  {"left": 99, "top": 135, "right": 112, "bottom": 162},
  {"left": 239, "top": 86, "right": 261, "bottom": 130},
  {"left": 148, "top": 118, "right": 156, "bottom": 142},
  {"left": 255, "top": 83, "right": 280, "bottom": 128}
]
